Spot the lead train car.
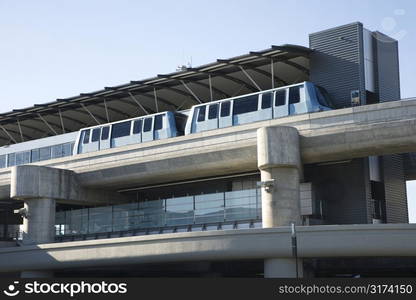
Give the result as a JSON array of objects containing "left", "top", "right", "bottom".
[
  {"left": 74, "top": 111, "right": 178, "bottom": 154},
  {"left": 184, "top": 81, "right": 332, "bottom": 135}
]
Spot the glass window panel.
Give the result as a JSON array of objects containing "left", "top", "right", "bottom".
[
  {"left": 0, "top": 155, "right": 6, "bottom": 168},
  {"left": 91, "top": 128, "right": 101, "bottom": 142},
  {"left": 101, "top": 126, "right": 110, "bottom": 140},
  {"left": 275, "top": 89, "right": 286, "bottom": 106},
  {"left": 39, "top": 146, "right": 51, "bottom": 161},
  {"left": 143, "top": 118, "right": 152, "bottom": 132},
  {"left": 111, "top": 121, "right": 131, "bottom": 138},
  {"left": 166, "top": 196, "right": 194, "bottom": 226},
  {"left": 31, "top": 149, "right": 40, "bottom": 162},
  {"left": 220, "top": 101, "right": 231, "bottom": 117},
  {"left": 62, "top": 143, "right": 73, "bottom": 157},
  {"left": 208, "top": 104, "right": 218, "bottom": 120},
  {"left": 154, "top": 115, "right": 163, "bottom": 130},
  {"left": 82, "top": 130, "right": 90, "bottom": 144},
  {"left": 261, "top": 92, "right": 272, "bottom": 109},
  {"left": 7, "top": 153, "right": 16, "bottom": 167},
  {"left": 194, "top": 193, "right": 224, "bottom": 224},
  {"left": 133, "top": 120, "right": 142, "bottom": 134},
  {"left": 88, "top": 206, "right": 113, "bottom": 234},
  {"left": 289, "top": 86, "right": 301, "bottom": 104},
  {"left": 15, "top": 152, "right": 23, "bottom": 166},
  {"left": 51, "top": 144, "right": 63, "bottom": 158},
  {"left": 232, "top": 95, "right": 259, "bottom": 115},
  {"left": 197, "top": 106, "right": 206, "bottom": 122},
  {"left": 225, "top": 189, "right": 259, "bottom": 221}
]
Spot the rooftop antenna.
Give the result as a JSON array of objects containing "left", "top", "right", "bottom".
[{"left": 176, "top": 52, "right": 193, "bottom": 72}]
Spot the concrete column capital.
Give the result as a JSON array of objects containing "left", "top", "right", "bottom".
[{"left": 257, "top": 126, "right": 300, "bottom": 170}]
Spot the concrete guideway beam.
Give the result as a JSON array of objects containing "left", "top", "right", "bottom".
[{"left": 0, "top": 224, "right": 414, "bottom": 273}]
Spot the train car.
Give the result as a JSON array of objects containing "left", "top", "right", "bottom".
[
  {"left": 184, "top": 81, "right": 333, "bottom": 135},
  {"left": 75, "top": 111, "right": 178, "bottom": 154},
  {"left": 0, "top": 132, "right": 78, "bottom": 169}
]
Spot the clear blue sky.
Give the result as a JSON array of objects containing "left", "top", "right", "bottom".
[{"left": 1, "top": 0, "right": 415, "bottom": 221}]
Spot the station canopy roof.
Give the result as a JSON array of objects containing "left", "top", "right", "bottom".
[{"left": 0, "top": 44, "right": 311, "bottom": 146}]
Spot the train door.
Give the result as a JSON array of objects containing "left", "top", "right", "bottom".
[
  {"left": 191, "top": 105, "right": 207, "bottom": 133},
  {"left": 78, "top": 129, "right": 91, "bottom": 153},
  {"left": 89, "top": 127, "right": 101, "bottom": 152},
  {"left": 132, "top": 119, "right": 143, "bottom": 144},
  {"left": 110, "top": 121, "right": 132, "bottom": 148},
  {"left": 273, "top": 89, "right": 288, "bottom": 118},
  {"left": 205, "top": 103, "right": 219, "bottom": 131},
  {"left": 154, "top": 114, "right": 168, "bottom": 140},
  {"left": 100, "top": 126, "right": 111, "bottom": 150},
  {"left": 259, "top": 92, "right": 273, "bottom": 120},
  {"left": 219, "top": 101, "right": 232, "bottom": 128},
  {"left": 142, "top": 116, "right": 154, "bottom": 142},
  {"left": 288, "top": 85, "right": 306, "bottom": 115}
]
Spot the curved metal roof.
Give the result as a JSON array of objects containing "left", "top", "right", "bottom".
[{"left": 0, "top": 44, "right": 311, "bottom": 146}]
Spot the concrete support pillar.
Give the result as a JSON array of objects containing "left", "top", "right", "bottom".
[
  {"left": 257, "top": 126, "right": 302, "bottom": 278},
  {"left": 264, "top": 258, "right": 303, "bottom": 278},
  {"left": 22, "top": 198, "right": 55, "bottom": 244}
]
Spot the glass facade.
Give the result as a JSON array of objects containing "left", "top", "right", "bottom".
[{"left": 56, "top": 188, "right": 261, "bottom": 236}]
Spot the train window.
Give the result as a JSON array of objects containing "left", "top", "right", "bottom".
[
  {"left": 289, "top": 86, "right": 301, "bottom": 104},
  {"left": 220, "top": 101, "right": 231, "bottom": 117},
  {"left": 233, "top": 95, "right": 259, "bottom": 115},
  {"left": 15, "top": 152, "right": 23, "bottom": 166},
  {"left": 91, "top": 128, "right": 101, "bottom": 142},
  {"left": 39, "top": 147, "right": 51, "bottom": 161},
  {"left": 197, "top": 106, "right": 206, "bottom": 122},
  {"left": 133, "top": 120, "right": 143, "bottom": 134},
  {"left": 111, "top": 121, "right": 131, "bottom": 138},
  {"left": 82, "top": 130, "right": 90, "bottom": 144},
  {"left": 208, "top": 104, "right": 218, "bottom": 119},
  {"left": 154, "top": 115, "right": 163, "bottom": 130},
  {"left": 52, "top": 144, "right": 64, "bottom": 158},
  {"left": 101, "top": 126, "right": 110, "bottom": 140},
  {"left": 143, "top": 118, "right": 152, "bottom": 132},
  {"left": 275, "top": 90, "right": 286, "bottom": 106},
  {"left": 261, "top": 92, "right": 272, "bottom": 109},
  {"left": 31, "top": 149, "right": 40, "bottom": 162},
  {"left": 0, "top": 155, "right": 5, "bottom": 168},
  {"left": 62, "top": 143, "right": 73, "bottom": 156},
  {"left": 7, "top": 153, "right": 16, "bottom": 167}
]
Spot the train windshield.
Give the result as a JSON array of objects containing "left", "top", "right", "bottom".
[{"left": 316, "top": 86, "right": 335, "bottom": 108}]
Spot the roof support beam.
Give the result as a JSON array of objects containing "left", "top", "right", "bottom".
[
  {"left": 187, "top": 68, "right": 258, "bottom": 93},
  {"left": 208, "top": 75, "right": 213, "bottom": 101},
  {"left": 37, "top": 113, "right": 58, "bottom": 135},
  {"left": 153, "top": 88, "right": 159, "bottom": 113},
  {"left": 129, "top": 83, "right": 184, "bottom": 107},
  {"left": 180, "top": 80, "right": 202, "bottom": 104},
  {"left": 103, "top": 99, "right": 110, "bottom": 123},
  {"left": 80, "top": 103, "right": 101, "bottom": 125},
  {"left": 128, "top": 92, "right": 150, "bottom": 115},
  {"left": 58, "top": 110, "right": 66, "bottom": 134},
  {"left": 271, "top": 58, "right": 275, "bottom": 89},
  {"left": 238, "top": 66, "right": 262, "bottom": 91},
  {"left": 157, "top": 74, "right": 230, "bottom": 100},
  {"left": 0, "top": 125, "right": 17, "bottom": 144},
  {"left": 16, "top": 119, "right": 24, "bottom": 142}
]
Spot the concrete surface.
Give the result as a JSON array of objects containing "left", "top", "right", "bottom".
[{"left": 0, "top": 224, "right": 414, "bottom": 273}]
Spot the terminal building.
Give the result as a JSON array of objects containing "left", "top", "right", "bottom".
[{"left": 0, "top": 22, "right": 415, "bottom": 277}]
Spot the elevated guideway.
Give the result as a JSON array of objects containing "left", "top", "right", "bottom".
[
  {"left": 0, "top": 98, "right": 416, "bottom": 197},
  {"left": 0, "top": 224, "right": 415, "bottom": 272}
]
